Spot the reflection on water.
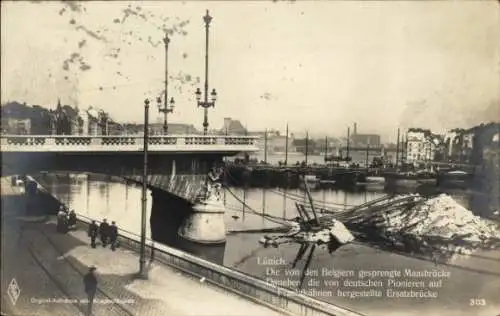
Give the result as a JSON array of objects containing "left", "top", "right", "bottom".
[
  {"left": 36, "top": 173, "right": 388, "bottom": 238},
  {"left": 33, "top": 172, "right": 497, "bottom": 314},
  {"left": 37, "top": 173, "right": 154, "bottom": 239}
]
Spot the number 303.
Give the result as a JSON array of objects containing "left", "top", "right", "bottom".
[{"left": 470, "top": 299, "right": 486, "bottom": 306}]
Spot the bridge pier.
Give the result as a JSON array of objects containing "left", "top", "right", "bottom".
[{"left": 178, "top": 183, "right": 227, "bottom": 244}]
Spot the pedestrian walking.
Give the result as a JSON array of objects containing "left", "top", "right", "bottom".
[
  {"left": 99, "top": 219, "right": 110, "bottom": 247},
  {"left": 88, "top": 220, "right": 99, "bottom": 248},
  {"left": 83, "top": 266, "right": 97, "bottom": 316},
  {"left": 109, "top": 221, "right": 118, "bottom": 251},
  {"left": 68, "top": 210, "right": 77, "bottom": 230}
]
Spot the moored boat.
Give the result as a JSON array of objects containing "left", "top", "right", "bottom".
[
  {"left": 366, "top": 176, "right": 385, "bottom": 183},
  {"left": 318, "top": 179, "right": 336, "bottom": 189},
  {"left": 384, "top": 170, "right": 437, "bottom": 187},
  {"left": 299, "top": 174, "right": 320, "bottom": 190},
  {"left": 437, "top": 170, "right": 471, "bottom": 189}
]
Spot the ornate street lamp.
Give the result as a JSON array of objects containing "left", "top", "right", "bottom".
[
  {"left": 157, "top": 96, "right": 175, "bottom": 134},
  {"left": 158, "top": 34, "right": 175, "bottom": 134},
  {"left": 195, "top": 10, "right": 217, "bottom": 135}
]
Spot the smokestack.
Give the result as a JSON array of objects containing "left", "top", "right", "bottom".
[{"left": 353, "top": 122, "right": 357, "bottom": 135}]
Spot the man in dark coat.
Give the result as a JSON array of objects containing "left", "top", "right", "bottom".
[
  {"left": 99, "top": 219, "right": 110, "bottom": 247},
  {"left": 109, "top": 221, "right": 118, "bottom": 251},
  {"left": 83, "top": 266, "right": 97, "bottom": 316},
  {"left": 88, "top": 220, "right": 99, "bottom": 248},
  {"left": 68, "top": 210, "right": 77, "bottom": 229}
]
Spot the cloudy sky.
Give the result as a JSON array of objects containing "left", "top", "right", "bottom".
[{"left": 1, "top": 1, "right": 499, "bottom": 141}]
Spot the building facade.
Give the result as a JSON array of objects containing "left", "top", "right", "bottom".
[
  {"left": 80, "top": 107, "right": 101, "bottom": 136},
  {"left": 443, "top": 129, "right": 472, "bottom": 162},
  {"left": 149, "top": 122, "right": 199, "bottom": 135},
  {"left": 79, "top": 107, "right": 119, "bottom": 136},
  {"left": 220, "top": 118, "right": 247, "bottom": 135},
  {"left": 266, "top": 134, "right": 295, "bottom": 154},
  {"left": 405, "top": 128, "right": 437, "bottom": 163},
  {"left": 348, "top": 123, "right": 382, "bottom": 147},
  {"left": 292, "top": 138, "right": 317, "bottom": 154},
  {"left": 351, "top": 134, "right": 381, "bottom": 147}
]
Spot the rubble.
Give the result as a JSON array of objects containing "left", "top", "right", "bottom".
[
  {"left": 259, "top": 220, "right": 354, "bottom": 247},
  {"left": 257, "top": 193, "right": 499, "bottom": 262},
  {"left": 348, "top": 194, "right": 500, "bottom": 261}
]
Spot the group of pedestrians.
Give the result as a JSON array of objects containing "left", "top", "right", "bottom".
[
  {"left": 54, "top": 205, "right": 105, "bottom": 315},
  {"left": 88, "top": 218, "right": 119, "bottom": 251},
  {"left": 53, "top": 206, "right": 123, "bottom": 315},
  {"left": 56, "top": 205, "right": 119, "bottom": 252},
  {"left": 56, "top": 206, "right": 77, "bottom": 233},
  {"left": 83, "top": 221, "right": 119, "bottom": 314}
]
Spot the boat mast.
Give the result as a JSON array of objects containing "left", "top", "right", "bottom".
[
  {"left": 284, "top": 123, "right": 289, "bottom": 166},
  {"left": 395, "top": 128, "right": 400, "bottom": 169}
]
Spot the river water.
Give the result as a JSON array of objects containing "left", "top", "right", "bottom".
[{"left": 33, "top": 173, "right": 500, "bottom": 316}]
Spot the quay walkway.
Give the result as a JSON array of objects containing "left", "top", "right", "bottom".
[{"left": 0, "top": 177, "right": 290, "bottom": 316}]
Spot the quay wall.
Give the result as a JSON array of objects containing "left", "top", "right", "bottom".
[{"left": 23, "top": 176, "right": 365, "bottom": 316}]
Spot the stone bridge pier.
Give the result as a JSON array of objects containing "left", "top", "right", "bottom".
[{"left": 126, "top": 171, "right": 227, "bottom": 245}]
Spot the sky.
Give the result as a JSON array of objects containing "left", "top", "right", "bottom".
[{"left": 1, "top": 1, "right": 499, "bottom": 142}]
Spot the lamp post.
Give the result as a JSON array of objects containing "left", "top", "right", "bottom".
[
  {"left": 158, "top": 34, "right": 175, "bottom": 134},
  {"left": 139, "top": 98, "right": 149, "bottom": 279},
  {"left": 195, "top": 10, "right": 217, "bottom": 135}
]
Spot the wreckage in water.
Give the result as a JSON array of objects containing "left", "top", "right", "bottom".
[{"left": 259, "top": 177, "right": 355, "bottom": 247}]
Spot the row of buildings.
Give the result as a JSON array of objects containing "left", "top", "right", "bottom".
[
  {"left": 250, "top": 122, "right": 499, "bottom": 166},
  {"left": 2, "top": 101, "right": 497, "bottom": 166},
  {"left": 1, "top": 100, "right": 113, "bottom": 136},
  {"left": 396, "top": 124, "right": 499, "bottom": 166},
  {"left": 1, "top": 102, "right": 249, "bottom": 136},
  {"left": 252, "top": 123, "right": 381, "bottom": 156}
]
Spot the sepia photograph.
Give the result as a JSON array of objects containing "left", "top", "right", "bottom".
[{"left": 1, "top": 1, "right": 499, "bottom": 316}]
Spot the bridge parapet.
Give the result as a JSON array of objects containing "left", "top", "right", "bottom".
[{"left": 1, "top": 135, "right": 259, "bottom": 153}]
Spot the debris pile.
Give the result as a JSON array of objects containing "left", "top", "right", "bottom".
[
  {"left": 257, "top": 193, "right": 499, "bottom": 262},
  {"left": 259, "top": 220, "right": 354, "bottom": 247},
  {"left": 348, "top": 194, "right": 500, "bottom": 260}
]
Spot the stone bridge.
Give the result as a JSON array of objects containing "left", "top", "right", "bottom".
[
  {"left": 1, "top": 134, "right": 259, "bottom": 202},
  {"left": 2, "top": 134, "right": 260, "bottom": 244}
]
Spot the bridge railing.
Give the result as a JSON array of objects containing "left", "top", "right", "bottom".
[{"left": 1, "top": 135, "right": 259, "bottom": 148}]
